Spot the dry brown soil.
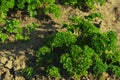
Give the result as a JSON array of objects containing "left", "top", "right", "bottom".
[{"left": 0, "top": 0, "right": 120, "bottom": 80}]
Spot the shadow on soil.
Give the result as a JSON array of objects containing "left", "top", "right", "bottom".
[{"left": 0, "top": 16, "right": 60, "bottom": 79}]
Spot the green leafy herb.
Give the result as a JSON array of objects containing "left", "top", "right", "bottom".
[
  {"left": 92, "top": 54, "right": 108, "bottom": 76},
  {"left": 60, "top": 45, "right": 95, "bottom": 78},
  {"left": 61, "top": 0, "right": 105, "bottom": 10},
  {"left": 22, "top": 67, "right": 35, "bottom": 77},
  {"left": 46, "top": 65, "right": 61, "bottom": 78},
  {"left": 24, "top": 15, "right": 120, "bottom": 79}
]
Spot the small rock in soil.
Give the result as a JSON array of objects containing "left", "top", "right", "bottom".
[
  {"left": 13, "top": 55, "right": 26, "bottom": 71},
  {"left": 2, "top": 68, "right": 14, "bottom": 80},
  {"left": 15, "top": 76, "right": 25, "bottom": 80},
  {"left": 99, "top": 72, "right": 109, "bottom": 80},
  {"left": 5, "top": 60, "right": 13, "bottom": 69},
  {"left": 0, "top": 57, "right": 8, "bottom": 64},
  {"left": 8, "top": 34, "right": 15, "bottom": 42}
]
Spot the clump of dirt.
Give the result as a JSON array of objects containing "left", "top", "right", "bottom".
[{"left": 0, "top": 0, "right": 120, "bottom": 80}]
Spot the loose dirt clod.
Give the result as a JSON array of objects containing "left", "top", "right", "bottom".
[
  {"left": 0, "top": 57, "right": 8, "bottom": 64},
  {"left": 5, "top": 61, "right": 13, "bottom": 69}
]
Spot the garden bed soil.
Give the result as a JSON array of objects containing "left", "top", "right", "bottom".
[{"left": 0, "top": 0, "right": 120, "bottom": 80}]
